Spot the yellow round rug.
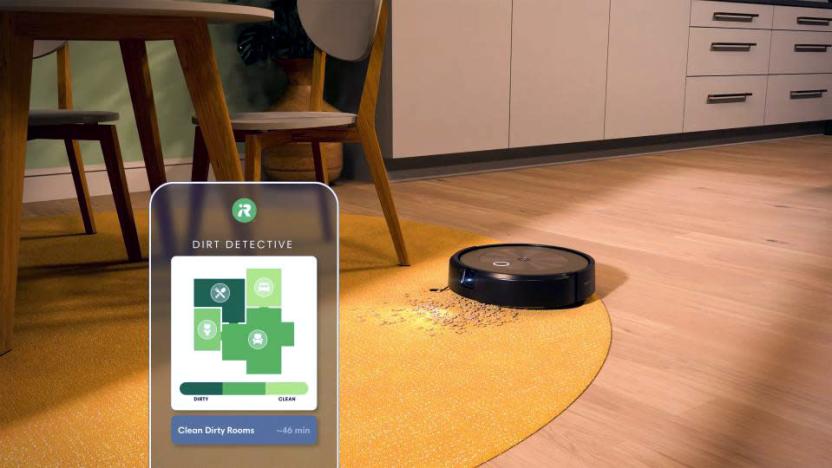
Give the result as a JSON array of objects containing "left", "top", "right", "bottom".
[{"left": 0, "top": 210, "right": 611, "bottom": 466}]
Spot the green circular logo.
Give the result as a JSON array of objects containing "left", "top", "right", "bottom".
[{"left": 232, "top": 198, "right": 257, "bottom": 223}]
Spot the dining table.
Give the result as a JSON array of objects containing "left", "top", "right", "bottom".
[{"left": 0, "top": 0, "right": 274, "bottom": 354}]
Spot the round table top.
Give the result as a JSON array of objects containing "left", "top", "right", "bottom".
[{"left": 0, "top": 0, "right": 273, "bottom": 23}]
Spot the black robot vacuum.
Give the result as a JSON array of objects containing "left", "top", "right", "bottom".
[{"left": 448, "top": 244, "right": 595, "bottom": 309}]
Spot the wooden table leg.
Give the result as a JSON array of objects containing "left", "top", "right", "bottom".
[
  {"left": 120, "top": 39, "right": 167, "bottom": 191},
  {"left": 0, "top": 15, "right": 34, "bottom": 354},
  {"left": 174, "top": 21, "right": 243, "bottom": 181}
]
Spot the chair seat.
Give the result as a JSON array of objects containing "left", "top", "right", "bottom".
[
  {"left": 28, "top": 109, "right": 120, "bottom": 126},
  {"left": 194, "top": 111, "right": 357, "bottom": 131}
]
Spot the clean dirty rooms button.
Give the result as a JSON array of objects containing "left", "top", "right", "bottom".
[{"left": 171, "top": 416, "right": 317, "bottom": 445}]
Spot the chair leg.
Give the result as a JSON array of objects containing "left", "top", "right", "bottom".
[
  {"left": 244, "top": 134, "right": 262, "bottom": 182},
  {"left": 99, "top": 126, "right": 142, "bottom": 262},
  {"left": 356, "top": 118, "right": 409, "bottom": 266},
  {"left": 311, "top": 141, "right": 333, "bottom": 243},
  {"left": 191, "top": 126, "right": 210, "bottom": 182},
  {"left": 311, "top": 141, "right": 329, "bottom": 185},
  {"left": 64, "top": 139, "right": 96, "bottom": 234}
]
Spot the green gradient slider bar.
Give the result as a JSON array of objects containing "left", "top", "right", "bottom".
[{"left": 180, "top": 382, "right": 308, "bottom": 396}]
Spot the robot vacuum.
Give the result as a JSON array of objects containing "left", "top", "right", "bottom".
[{"left": 448, "top": 244, "right": 595, "bottom": 309}]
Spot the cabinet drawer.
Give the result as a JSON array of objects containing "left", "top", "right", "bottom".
[
  {"left": 691, "top": 1, "right": 773, "bottom": 29},
  {"left": 769, "top": 31, "right": 832, "bottom": 74},
  {"left": 684, "top": 76, "right": 768, "bottom": 132},
  {"left": 687, "top": 28, "right": 771, "bottom": 76},
  {"left": 765, "top": 74, "right": 832, "bottom": 124},
  {"left": 773, "top": 6, "right": 832, "bottom": 32}
]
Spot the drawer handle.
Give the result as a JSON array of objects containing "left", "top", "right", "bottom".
[
  {"left": 794, "top": 44, "right": 832, "bottom": 53},
  {"left": 711, "top": 42, "right": 757, "bottom": 52},
  {"left": 707, "top": 93, "right": 753, "bottom": 104},
  {"left": 790, "top": 89, "right": 827, "bottom": 100},
  {"left": 713, "top": 12, "right": 759, "bottom": 23},
  {"left": 796, "top": 16, "right": 831, "bottom": 26}
]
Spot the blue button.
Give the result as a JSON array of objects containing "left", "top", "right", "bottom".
[{"left": 171, "top": 416, "right": 317, "bottom": 445}]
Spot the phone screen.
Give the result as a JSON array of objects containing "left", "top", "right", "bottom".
[{"left": 149, "top": 183, "right": 338, "bottom": 466}]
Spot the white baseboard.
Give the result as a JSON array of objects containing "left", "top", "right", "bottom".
[{"left": 23, "top": 158, "right": 199, "bottom": 203}]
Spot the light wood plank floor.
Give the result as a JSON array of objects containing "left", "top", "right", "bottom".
[
  {"left": 336, "top": 136, "right": 832, "bottom": 467},
  {"left": 22, "top": 135, "right": 832, "bottom": 466}
]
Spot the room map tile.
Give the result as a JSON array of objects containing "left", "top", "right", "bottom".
[{"left": 170, "top": 256, "right": 317, "bottom": 411}]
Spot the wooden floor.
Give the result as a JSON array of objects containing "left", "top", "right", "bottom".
[{"left": 22, "top": 135, "right": 832, "bottom": 466}]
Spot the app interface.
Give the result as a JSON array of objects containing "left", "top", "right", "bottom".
[{"left": 149, "top": 183, "right": 337, "bottom": 466}]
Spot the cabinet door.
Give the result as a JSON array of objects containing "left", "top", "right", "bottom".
[
  {"left": 392, "top": 0, "right": 512, "bottom": 158},
  {"left": 606, "top": 0, "right": 691, "bottom": 139},
  {"left": 510, "top": 0, "right": 610, "bottom": 148}
]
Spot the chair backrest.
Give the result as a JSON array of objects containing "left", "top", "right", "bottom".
[
  {"left": 33, "top": 40, "right": 67, "bottom": 59},
  {"left": 298, "top": 0, "right": 382, "bottom": 62},
  {"left": 32, "top": 41, "right": 74, "bottom": 110}
]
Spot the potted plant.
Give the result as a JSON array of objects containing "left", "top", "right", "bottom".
[{"left": 233, "top": 0, "right": 343, "bottom": 181}]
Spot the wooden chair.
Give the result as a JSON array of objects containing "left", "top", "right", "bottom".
[
  {"left": 28, "top": 41, "right": 142, "bottom": 262},
  {"left": 191, "top": 0, "right": 409, "bottom": 266}
]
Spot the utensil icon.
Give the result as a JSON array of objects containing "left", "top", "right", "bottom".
[{"left": 210, "top": 283, "right": 230, "bottom": 303}]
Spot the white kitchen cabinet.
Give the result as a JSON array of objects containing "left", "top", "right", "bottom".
[
  {"left": 509, "top": 0, "right": 611, "bottom": 148},
  {"left": 605, "top": 0, "right": 691, "bottom": 139},
  {"left": 383, "top": 0, "right": 832, "bottom": 160},
  {"left": 392, "top": 0, "right": 513, "bottom": 158}
]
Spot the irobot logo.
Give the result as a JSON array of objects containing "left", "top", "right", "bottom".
[{"left": 232, "top": 198, "right": 257, "bottom": 223}]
